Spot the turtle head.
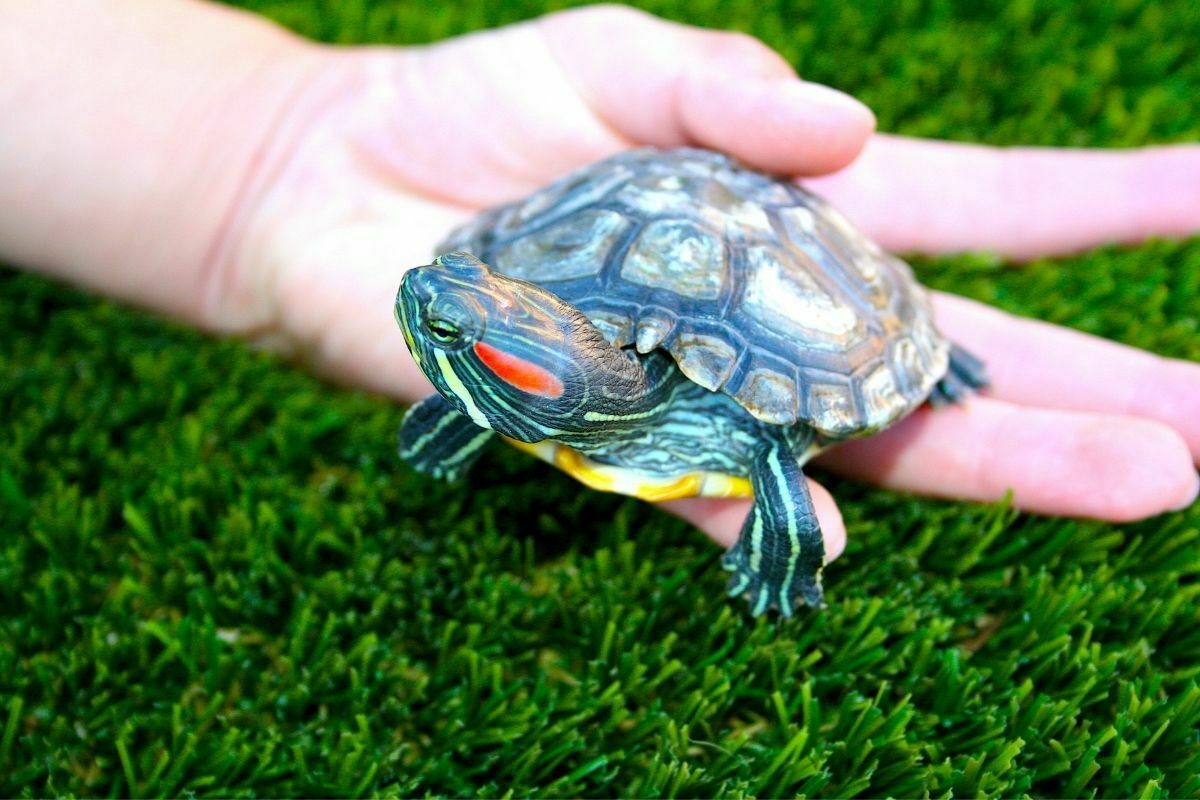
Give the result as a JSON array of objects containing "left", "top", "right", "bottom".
[{"left": 397, "top": 252, "right": 633, "bottom": 443}]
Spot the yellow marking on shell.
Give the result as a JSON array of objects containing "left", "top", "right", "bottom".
[{"left": 503, "top": 438, "right": 753, "bottom": 501}]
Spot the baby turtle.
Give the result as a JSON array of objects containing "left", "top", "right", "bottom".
[{"left": 395, "top": 148, "right": 987, "bottom": 616}]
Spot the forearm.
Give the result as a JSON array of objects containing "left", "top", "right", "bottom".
[{"left": 0, "top": 0, "right": 328, "bottom": 327}]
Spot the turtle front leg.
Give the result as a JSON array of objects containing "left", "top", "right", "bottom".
[
  {"left": 398, "top": 394, "right": 495, "bottom": 482},
  {"left": 722, "top": 438, "right": 826, "bottom": 617}
]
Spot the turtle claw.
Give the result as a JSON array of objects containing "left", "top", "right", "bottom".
[
  {"left": 721, "top": 548, "right": 824, "bottom": 618},
  {"left": 931, "top": 343, "right": 989, "bottom": 406}
]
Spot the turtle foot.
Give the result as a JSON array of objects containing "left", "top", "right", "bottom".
[
  {"left": 930, "top": 343, "right": 990, "bottom": 406},
  {"left": 398, "top": 395, "right": 495, "bottom": 483},
  {"left": 721, "top": 547, "right": 825, "bottom": 618}
]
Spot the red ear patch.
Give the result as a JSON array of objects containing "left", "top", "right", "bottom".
[{"left": 473, "top": 341, "right": 565, "bottom": 399}]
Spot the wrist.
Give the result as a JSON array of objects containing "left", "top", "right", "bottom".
[{"left": 0, "top": 1, "right": 343, "bottom": 327}]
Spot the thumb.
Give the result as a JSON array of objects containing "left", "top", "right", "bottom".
[{"left": 539, "top": 5, "right": 876, "bottom": 175}]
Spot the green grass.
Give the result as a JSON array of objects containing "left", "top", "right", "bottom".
[{"left": 3, "top": 0, "right": 1200, "bottom": 796}]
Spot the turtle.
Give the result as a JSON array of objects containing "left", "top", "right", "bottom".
[{"left": 393, "top": 147, "right": 987, "bottom": 617}]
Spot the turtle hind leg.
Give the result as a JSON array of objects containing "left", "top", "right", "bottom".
[
  {"left": 399, "top": 394, "right": 495, "bottom": 482},
  {"left": 722, "top": 438, "right": 826, "bottom": 618},
  {"left": 930, "top": 342, "right": 990, "bottom": 407}
]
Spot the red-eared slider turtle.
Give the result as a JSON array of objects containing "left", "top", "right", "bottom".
[{"left": 394, "top": 147, "right": 987, "bottom": 616}]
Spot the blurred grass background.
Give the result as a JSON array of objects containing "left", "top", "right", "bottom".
[{"left": 2, "top": 0, "right": 1199, "bottom": 795}]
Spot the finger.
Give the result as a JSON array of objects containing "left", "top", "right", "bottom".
[
  {"left": 660, "top": 478, "right": 847, "bottom": 563},
  {"left": 539, "top": 5, "right": 875, "bottom": 175},
  {"left": 818, "top": 396, "right": 1199, "bottom": 522},
  {"left": 806, "top": 134, "right": 1200, "bottom": 257},
  {"left": 934, "top": 292, "right": 1200, "bottom": 463}
]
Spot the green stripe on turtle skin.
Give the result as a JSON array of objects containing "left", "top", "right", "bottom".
[
  {"left": 399, "top": 394, "right": 496, "bottom": 482},
  {"left": 722, "top": 437, "right": 826, "bottom": 617}
]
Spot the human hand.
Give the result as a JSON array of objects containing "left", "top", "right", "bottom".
[
  {"left": 8, "top": 3, "right": 1194, "bottom": 562},
  {"left": 198, "top": 5, "right": 1200, "bottom": 562}
]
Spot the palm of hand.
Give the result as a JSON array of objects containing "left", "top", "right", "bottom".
[{"left": 225, "top": 6, "right": 1200, "bottom": 556}]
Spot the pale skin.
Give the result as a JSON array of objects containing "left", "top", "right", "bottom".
[{"left": 2, "top": 1, "right": 1198, "bottom": 565}]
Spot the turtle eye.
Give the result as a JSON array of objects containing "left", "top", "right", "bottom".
[{"left": 425, "top": 318, "right": 461, "bottom": 344}]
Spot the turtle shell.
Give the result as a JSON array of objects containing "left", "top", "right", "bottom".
[{"left": 438, "top": 148, "right": 949, "bottom": 438}]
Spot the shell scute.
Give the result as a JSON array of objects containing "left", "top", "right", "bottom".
[
  {"left": 633, "top": 310, "right": 676, "bottom": 354},
  {"left": 673, "top": 331, "right": 741, "bottom": 392},
  {"left": 804, "top": 381, "right": 860, "bottom": 437},
  {"left": 740, "top": 244, "right": 866, "bottom": 348},
  {"left": 620, "top": 219, "right": 728, "bottom": 301},
  {"left": 490, "top": 208, "right": 628, "bottom": 282},
  {"left": 732, "top": 367, "right": 801, "bottom": 426}
]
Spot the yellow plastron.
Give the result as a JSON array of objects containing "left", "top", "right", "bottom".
[{"left": 503, "top": 437, "right": 754, "bottom": 502}]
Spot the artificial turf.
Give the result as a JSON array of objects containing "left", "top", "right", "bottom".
[{"left": 2, "top": 0, "right": 1199, "bottom": 796}]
